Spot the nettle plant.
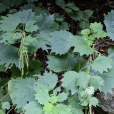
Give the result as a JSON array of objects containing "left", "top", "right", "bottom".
[{"left": 0, "top": 1, "right": 114, "bottom": 114}]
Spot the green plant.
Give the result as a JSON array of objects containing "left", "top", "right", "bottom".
[{"left": 0, "top": 1, "right": 114, "bottom": 114}]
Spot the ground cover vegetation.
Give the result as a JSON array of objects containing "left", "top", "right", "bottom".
[{"left": 0, "top": 0, "right": 114, "bottom": 114}]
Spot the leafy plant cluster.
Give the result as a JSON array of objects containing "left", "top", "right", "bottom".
[{"left": 0, "top": 0, "right": 114, "bottom": 114}]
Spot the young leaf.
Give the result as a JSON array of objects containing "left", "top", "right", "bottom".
[
  {"left": 91, "top": 56, "right": 112, "bottom": 73},
  {"left": 23, "top": 101, "right": 43, "bottom": 114},
  {"left": 8, "top": 78, "right": 35, "bottom": 108},
  {"left": 76, "top": 72, "right": 91, "bottom": 89},
  {"left": 35, "top": 88, "right": 50, "bottom": 105},
  {"left": 47, "top": 53, "right": 78, "bottom": 72},
  {"left": 61, "top": 71, "right": 79, "bottom": 95},
  {"left": 34, "top": 72, "right": 58, "bottom": 91},
  {"left": 49, "top": 96, "right": 58, "bottom": 104},
  {"left": 43, "top": 102, "right": 53, "bottom": 112},
  {"left": 100, "top": 69, "right": 114, "bottom": 94}
]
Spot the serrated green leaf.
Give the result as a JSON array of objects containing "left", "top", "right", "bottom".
[
  {"left": 48, "top": 31, "right": 93, "bottom": 55},
  {"left": 100, "top": 69, "right": 114, "bottom": 94},
  {"left": 0, "top": 45, "right": 19, "bottom": 70},
  {"left": 0, "top": 3, "right": 9, "bottom": 13},
  {"left": 20, "top": 4, "right": 36, "bottom": 11},
  {"left": 24, "top": 35, "right": 37, "bottom": 46},
  {"left": 68, "top": 11, "right": 83, "bottom": 21},
  {"left": 84, "top": 10, "right": 93, "bottom": 19},
  {"left": 81, "top": 29, "right": 90, "bottom": 37},
  {"left": 51, "top": 104, "right": 72, "bottom": 114},
  {"left": 73, "top": 36, "right": 93, "bottom": 55},
  {"left": 85, "top": 86, "right": 94, "bottom": 95},
  {"left": 23, "top": 101, "right": 43, "bottom": 114},
  {"left": 76, "top": 72, "right": 91, "bottom": 89},
  {"left": 6, "top": 0, "right": 23, "bottom": 6},
  {"left": 60, "top": 22, "right": 70, "bottom": 30},
  {"left": 34, "top": 72, "right": 58, "bottom": 91},
  {"left": 104, "top": 10, "right": 114, "bottom": 40},
  {"left": 49, "top": 96, "right": 58, "bottom": 104},
  {"left": 108, "top": 46, "right": 114, "bottom": 55},
  {"left": 35, "top": 88, "right": 50, "bottom": 105},
  {"left": 90, "top": 22, "right": 103, "bottom": 33},
  {"left": 8, "top": 78, "right": 35, "bottom": 108},
  {"left": 57, "top": 93, "right": 68, "bottom": 102},
  {"left": 47, "top": 53, "right": 78, "bottom": 72},
  {"left": 25, "top": 21, "right": 39, "bottom": 32},
  {"left": 43, "top": 102, "right": 53, "bottom": 112},
  {"left": 57, "top": 92, "right": 68, "bottom": 102},
  {"left": 0, "top": 15, "right": 21, "bottom": 32},
  {"left": 14, "top": 9, "right": 36, "bottom": 24},
  {"left": 1, "top": 32, "right": 22, "bottom": 44},
  {"left": 89, "top": 76, "right": 104, "bottom": 90},
  {"left": 11, "top": 60, "right": 43, "bottom": 77},
  {"left": 91, "top": 56, "right": 112, "bottom": 73},
  {"left": 56, "top": 0, "right": 65, "bottom": 7},
  {"left": 68, "top": 95, "right": 83, "bottom": 114},
  {"left": 2, "top": 102, "right": 10, "bottom": 110},
  {"left": 61, "top": 71, "right": 79, "bottom": 95},
  {"left": 36, "top": 14, "right": 59, "bottom": 33},
  {"left": 90, "top": 97, "right": 99, "bottom": 107},
  {"left": 81, "top": 100, "right": 88, "bottom": 106},
  {"left": 48, "top": 30, "right": 74, "bottom": 55},
  {"left": 65, "top": 8, "right": 72, "bottom": 13}
]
